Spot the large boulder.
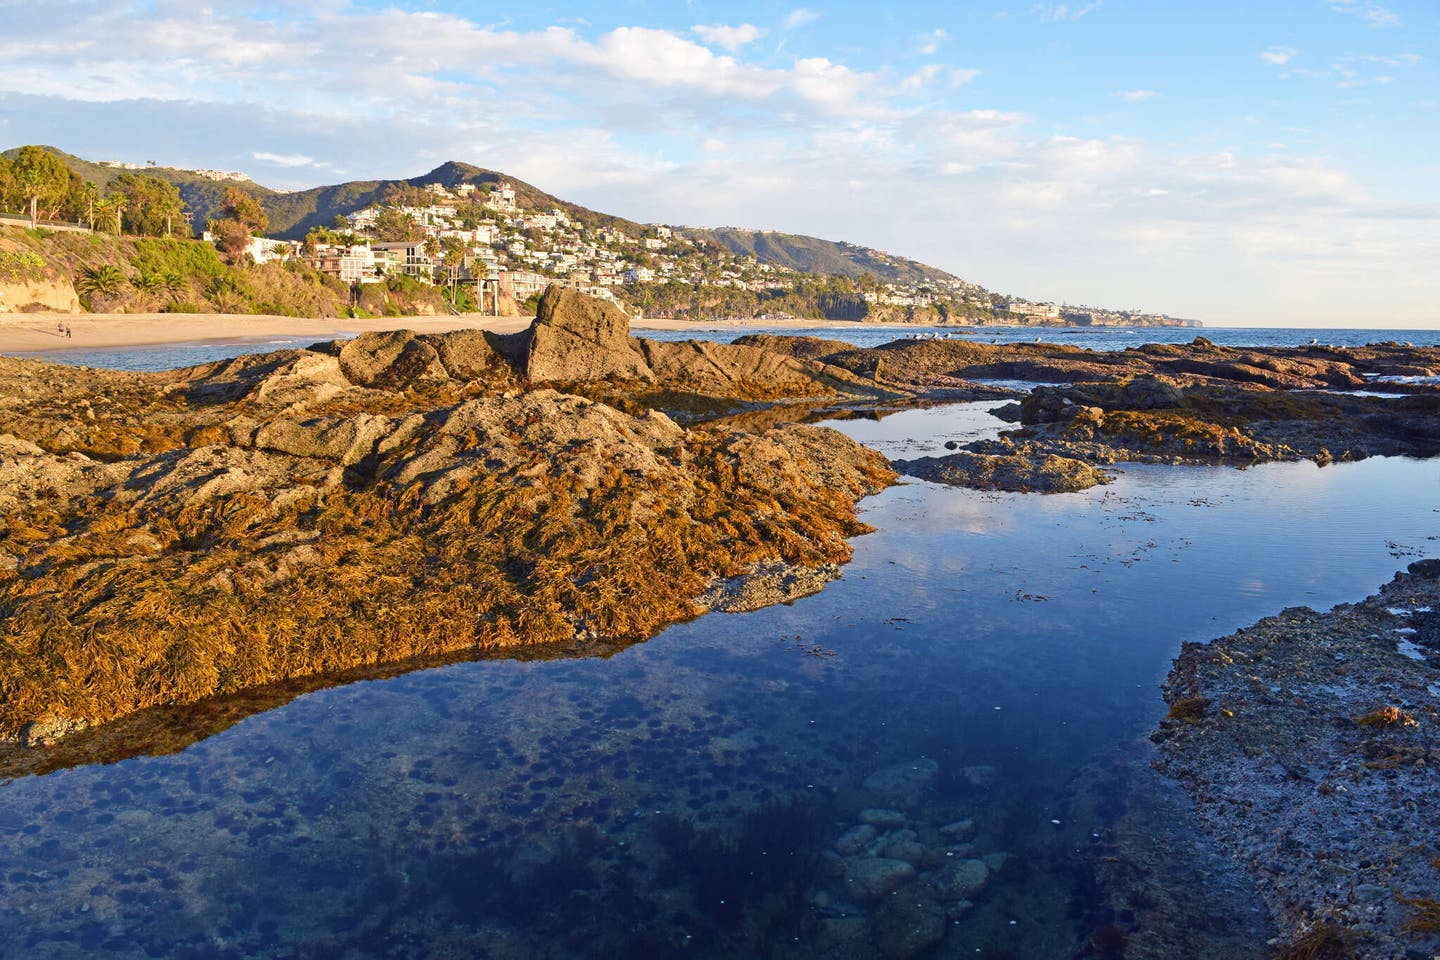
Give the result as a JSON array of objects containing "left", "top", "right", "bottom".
[
  {"left": 524, "top": 286, "right": 653, "bottom": 383},
  {"left": 337, "top": 331, "right": 448, "bottom": 388},
  {"left": 639, "top": 338, "right": 847, "bottom": 400}
]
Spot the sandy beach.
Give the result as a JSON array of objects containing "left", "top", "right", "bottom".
[{"left": 0, "top": 310, "right": 849, "bottom": 355}]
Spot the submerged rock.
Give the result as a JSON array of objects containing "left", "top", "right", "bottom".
[
  {"left": 847, "top": 857, "right": 916, "bottom": 900},
  {"left": 834, "top": 823, "right": 878, "bottom": 856},
  {"left": 859, "top": 808, "right": 908, "bottom": 828},
  {"left": 863, "top": 759, "right": 939, "bottom": 806},
  {"left": 928, "top": 857, "right": 990, "bottom": 901},
  {"left": 871, "top": 895, "right": 947, "bottom": 959}
]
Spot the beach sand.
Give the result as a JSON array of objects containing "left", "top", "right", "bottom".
[{"left": 0, "top": 310, "right": 849, "bottom": 355}]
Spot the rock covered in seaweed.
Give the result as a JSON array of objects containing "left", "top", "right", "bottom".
[
  {"left": 0, "top": 321, "right": 897, "bottom": 744},
  {"left": 892, "top": 449, "right": 1111, "bottom": 493}
]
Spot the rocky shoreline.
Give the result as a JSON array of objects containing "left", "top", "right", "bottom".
[
  {"left": 743, "top": 333, "right": 1440, "bottom": 493},
  {"left": 1154, "top": 560, "right": 1440, "bottom": 959}
]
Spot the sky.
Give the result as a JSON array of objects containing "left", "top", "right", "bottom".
[{"left": 1, "top": 1, "right": 1436, "bottom": 327}]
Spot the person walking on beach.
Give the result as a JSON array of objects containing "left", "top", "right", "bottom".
[
  {"left": 57, "top": 322, "right": 64, "bottom": 337},
  {"left": 64, "top": 324, "right": 72, "bottom": 339}
]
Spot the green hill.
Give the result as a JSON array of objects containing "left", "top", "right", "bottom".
[
  {"left": 681, "top": 228, "right": 963, "bottom": 286},
  {"left": 256, "top": 160, "right": 646, "bottom": 240}
]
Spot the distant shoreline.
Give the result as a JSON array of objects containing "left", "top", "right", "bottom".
[{"left": 0, "top": 311, "right": 869, "bottom": 355}]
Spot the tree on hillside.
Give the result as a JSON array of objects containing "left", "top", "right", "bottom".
[
  {"left": 374, "top": 207, "right": 422, "bottom": 242},
  {"left": 110, "top": 173, "right": 186, "bottom": 237},
  {"left": 63, "top": 175, "right": 99, "bottom": 228},
  {"left": 222, "top": 186, "right": 268, "bottom": 234},
  {"left": 93, "top": 194, "right": 126, "bottom": 235},
  {"left": 0, "top": 156, "right": 14, "bottom": 212},
  {"left": 10, "top": 146, "right": 70, "bottom": 227},
  {"left": 380, "top": 183, "right": 428, "bottom": 208},
  {"left": 206, "top": 186, "right": 269, "bottom": 262}
]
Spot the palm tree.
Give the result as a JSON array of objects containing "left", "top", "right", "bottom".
[
  {"left": 134, "top": 273, "right": 166, "bottom": 301},
  {"left": 160, "top": 271, "right": 187, "bottom": 302},
  {"left": 75, "top": 264, "right": 128, "bottom": 306}
]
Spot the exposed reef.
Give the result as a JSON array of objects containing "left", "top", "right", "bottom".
[
  {"left": 1154, "top": 560, "right": 1440, "bottom": 959},
  {"left": 890, "top": 449, "right": 1111, "bottom": 494},
  {"left": 5, "top": 305, "right": 1439, "bottom": 755},
  {"left": 742, "top": 334, "right": 1440, "bottom": 492}
]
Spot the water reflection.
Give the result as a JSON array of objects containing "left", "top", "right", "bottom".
[{"left": 0, "top": 402, "right": 1436, "bottom": 959}]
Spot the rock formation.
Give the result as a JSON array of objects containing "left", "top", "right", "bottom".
[{"left": 0, "top": 288, "right": 899, "bottom": 746}]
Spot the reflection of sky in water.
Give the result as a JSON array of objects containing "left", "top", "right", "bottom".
[{"left": 0, "top": 401, "right": 1437, "bottom": 958}]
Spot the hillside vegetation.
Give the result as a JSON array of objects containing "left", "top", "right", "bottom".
[{"left": 0, "top": 228, "right": 451, "bottom": 318}]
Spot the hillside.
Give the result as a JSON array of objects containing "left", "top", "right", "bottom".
[
  {"left": 683, "top": 228, "right": 964, "bottom": 287},
  {"left": 0, "top": 146, "right": 281, "bottom": 231},
  {"left": 19, "top": 147, "right": 966, "bottom": 288},
  {"left": 255, "top": 161, "right": 648, "bottom": 241}
]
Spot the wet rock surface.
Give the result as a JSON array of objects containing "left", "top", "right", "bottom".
[
  {"left": 4, "top": 295, "right": 1439, "bottom": 763},
  {"left": 1154, "top": 559, "right": 1440, "bottom": 958},
  {"left": 892, "top": 449, "right": 1111, "bottom": 493},
  {"left": 1001, "top": 378, "right": 1440, "bottom": 467}
]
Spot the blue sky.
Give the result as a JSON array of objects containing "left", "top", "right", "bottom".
[{"left": 1, "top": 0, "right": 1436, "bottom": 326}]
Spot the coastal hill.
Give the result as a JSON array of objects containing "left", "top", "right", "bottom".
[
  {"left": 3, "top": 144, "right": 1198, "bottom": 326},
  {"left": 15, "top": 148, "right": 965, "bottom": 288}
]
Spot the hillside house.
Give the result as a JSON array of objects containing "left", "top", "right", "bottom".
[
  {"left": 372, "top": 240, "right": 435, "bottom": 281},
  {"left": 308, "top": 244, "right": 380, "bottom": 284}
]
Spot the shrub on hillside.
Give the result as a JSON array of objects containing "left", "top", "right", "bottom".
[
  {"left": 0, "top": 250, "right": 47, "bottom": 284},
  {"left": 130, "top": 238, "right": 225, "bottom": 283}
]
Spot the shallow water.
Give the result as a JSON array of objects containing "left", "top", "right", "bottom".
[
  {"left": 2, "top": 404, "right": 1438, "bottom": 958},
  {"left": 10, "top": 324, "right": 1440, "bottom": 373}
]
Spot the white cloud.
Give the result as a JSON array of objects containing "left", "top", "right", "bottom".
[
  {"left": 692, "top": 23, "right": 766, "bottom": 52},
  {"left": 901, "top": 65, "right": 944, "bottom": 92},
  {"left": 1356, "top": 53, "right": 1422, "bottom": 67},
  {"left": 1328, "top": 1, "right": 1400, "bottom": 27},
  {"left": 916, "top": 29, "right": 947, "bottom": 56},
  {"left": 1114, "top": 90, "right": 1159, "bottom": 102},
  {"left": 1033, "top": 2, "right": 1103, "bottom": 23},
  {"left": 949, "top": 68, "right": 982, "bottom": 86},
  {"left": 784, "top": 9, "right": 820, "bottom": 30},
  {"left": 252, "top": 151, "right": 318, "bottom": 167},
  {"left": 1261, "top": 46, "right": 1298, "bottom": 65}
]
